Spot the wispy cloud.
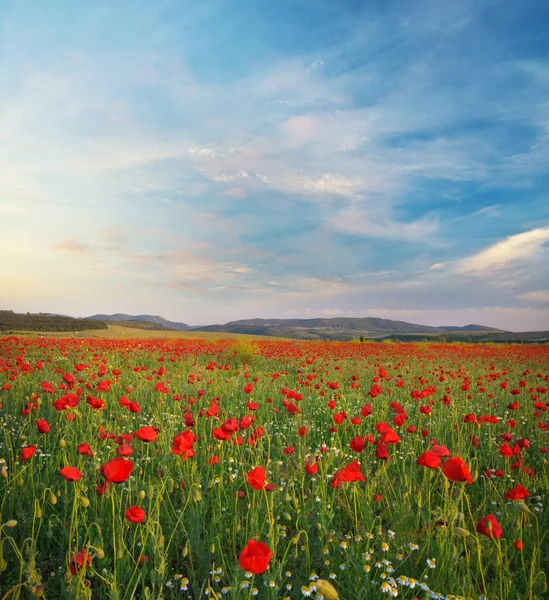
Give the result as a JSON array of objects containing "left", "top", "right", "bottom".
[{"left": 455, "top": 227, "right": 549, "bottom": 274}]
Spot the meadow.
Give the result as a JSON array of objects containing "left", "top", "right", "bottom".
[{"left": 0, "top": 336, "right": 547, "bottom": 600}]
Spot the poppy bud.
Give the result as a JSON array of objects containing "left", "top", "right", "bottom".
[
  {"left": 80, "top": 497, "right": 90, "bottom": 508},
  {"left": 454, "top": 527, "right": 470, "bottom": 537},
  {"left": 50, "top": 493, "right": 57, "bottom": 505},
  {"left": 516, "top": 502, "right": 532, "bottom": 515},
  {"left": 4, "top": 520, "right": 17, "bottom": 528},
  {"left": 315, "top": 579, "right": 340, "bottom": 600},
  {"left": 139, "top": 490, "right": 146, "bottom": 500},
  {"left": 95, "top": 547, "right": 105, "bottom": 559},
  {"left": 60, "top": 440, "right": 67, "bottom": 448}
]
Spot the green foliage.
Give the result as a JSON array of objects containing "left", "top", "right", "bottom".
[{"left": 0, "top": 310, "right": 107, "bottom": 332}]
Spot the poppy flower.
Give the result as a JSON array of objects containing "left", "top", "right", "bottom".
[
  {"left": 239, "top": 539, "right": 272, "bottom": 574},
  {"left": 417, "top": 451, "right": 440, "bottom": 469},
  {"left": 476, "top": 515, "right": 503, "bottom": 539},
  {"left": 171, "top": 430, "right": 195, "bottom": 455},
  {"left": 36, "top": 419, "right": 50, "bottom": 434},
  {"left": 305, "top": 457, "right": 318, "bottom": 475},
  {"left": 441, "top": 457, "right": 473, "bottom": 484},
  {"left": 134, "top": 426, "right": 158, "bottom": 442},
  {"left": 331, "top": 460, "right": 366, "bottom": 488},
  {"left": 380, "top": 428, "right": 400, "bottom": 445},
  {"left": 247, "top": 466, "right": 266, "bottom": 490},
  {"left": 376, "top": 444, "right": 389, "bottom": 460},
  {"left": 20, "top": 445, "right": 37, "bottom": 462},
  {"left": 101, "top": 457, "right": 133, "bottom": 483},
  {"left": 69, "top": 549, "right": 91, "bottom": 575},
  {"left": 349, "top": 436, "right": 365, "bottom": 453},
  {"left": 117, "top": 444, "right": 133, "bottom": 456},
  {"left": 212, "top": 427, "right": 231, "bottom": 441},
  {"left": 505, "top": 484, "right": 530, "bottom": 501},
  {"left": 430, "top": 443, "right": 451, "bottom": 457},
  {"left": 77, "top": 443, "right": 93, "bottom": 457},
  {"left": 283, "top": 446, "right": 294, "bottom": 455},
  {"left": 125, "top": 506, "right": 146, "bottom": 523},
  {"left": 59, "top": 466, "right": 82, "bottom": 482},
  {"left": 514, "top": 539, "right": 524, "bottom": 551}
]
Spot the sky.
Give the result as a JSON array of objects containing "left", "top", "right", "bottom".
[{"left": 1, "top": 0, "right": 549, "bottom": 330}]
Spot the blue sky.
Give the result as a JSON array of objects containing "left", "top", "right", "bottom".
[{"left": 1, "top": 0, "right": 549, "bottom": 329}]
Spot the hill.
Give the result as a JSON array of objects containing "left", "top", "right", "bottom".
[
  {"left": 0, "top": 310, "right": 107, "bottom": 332},
  {"left": 194, "top": 317, "right": 504, "bottom": 340},
  {"left": 86, "top": 313, "right": 189, "bottom": 330}
]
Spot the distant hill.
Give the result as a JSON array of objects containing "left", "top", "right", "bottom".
[
  {"left": 0, "top": 310, "right": 107, "bottom": 332},
  {"left": 5, "top": 310, "right": 544, "bottom": 343},
  {"left": 194, "top": 317, "right": 505, "bottom": 340},
  {"left": 86, "top": 314, "right": 189, "bottom": 330}
]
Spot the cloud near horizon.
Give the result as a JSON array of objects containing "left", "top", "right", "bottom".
[{"left": 1, "top": 0, "right": 549, "bottom": 331}]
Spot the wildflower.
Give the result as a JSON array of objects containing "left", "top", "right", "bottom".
[
  {"left": 330, "top": 460, "right": 366, "bottom": 488},
  {"left": 20, "top": 445, "right": 37, "bottom": 462},
  {"left": 59, "top": 466, "right": 82, "bottom": 482},
  {"left": 476, "top": 515, "right": 503, "bottom": 539},
  {"left": 247, "top": 466, "right": 266, "bottom": 490},
  {"left": 441, "top": 457, "right": 473, "bottom": 484},
  {"left": 427, "top": 558, "right": 436, "bottom": 568},
  {"left": 101, "top": 457, "right": 133, "bottom": 483},
  {"left": 239, "top": 540, "right": 272, "bottom": 574},
  {"left": 125, "top": 506, "right": 146, "bottom": 523}
]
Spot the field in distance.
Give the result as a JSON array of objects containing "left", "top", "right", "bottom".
[{"left": 5, "top": 323, "right": 292, "bottom": 341}]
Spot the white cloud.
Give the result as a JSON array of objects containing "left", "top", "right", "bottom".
[
  {"left": 518, "top": 290, "right": 549, "bottom": 303},
  {"left": 455, "top": 227, "right": 549, "bottom": 274},
  {"left": 332, "top": 204, "right": 440, "bottom": 241}
]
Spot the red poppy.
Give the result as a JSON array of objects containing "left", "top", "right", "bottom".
[
  {"left": 417, "top": 450, "right": 440, "bottom": 469},
  {"left": 77, "top": 443, "right": 93, "bottom": 457},
  {"left": 59, "top": 466, "right": 82, "bottom": 482},
  {"left": 222, "top": 417, "right": 239, "bottom": 433},
  {"left": 117, "top": 444, "right": 133, "bottom": 456},
  {"left": 380, "top": 428, "right": 401, "bottom": 445},
  {"left": 134, "top": 426, "right": 158, "bottom": 442},
  {"left": 212, "top": 427, "right": 231, "bottom": 441},
  {"left": 305, "top": 457, "right": 318, "bottom": 475},
  {"left": 101, "top": 457, "right": 133, "bottom": 483},
  {"left": 283, "top": 446, "right": 294, "bottom": 455},
  {"left": 239, "top": 540, "right": 272, "bottom": 574},
  {"left": 476, "top": 515, "right": 503, "bottom": 539},
  {"left": 247, "top": 466, "right": 266, "bottom": 490},
  {"left": 125, "top": 506, "right": 146, "bottom": 523},
  {"left": 331, "top": 460, "right": 366, "bottom": 488},
  {"left": 171, "top": 430, "right": 195, "bottom": 455},
  {"left": 514, "top": 539, "right": 524, "bottom": 551},
  {"left": 430, "top": 443, "right": 451, "bottom": 457},
  {"left": 36, "top": 419, "right": 50, "bottom": 434},
  {"left": 505, "top": 484, "right": 530, "bottom": 501},
  {"left": 441, "top": 457, "right": 473, "bottom": 484},
  {"left": 69, "top": 549, "right": 91, "bottom": 575},
  {"left": 20, "top": 445, "right": 37, "bottom": 462},
  {"left": 376, "top": 444, "right": 389, "bottom": 460},
  {"left": 349, "top": 436, "right": 365, "bottom": 453}
]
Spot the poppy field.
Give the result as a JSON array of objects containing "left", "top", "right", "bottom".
[{"left": 0, "top": 336, "right": 548, "bottom": 600}]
